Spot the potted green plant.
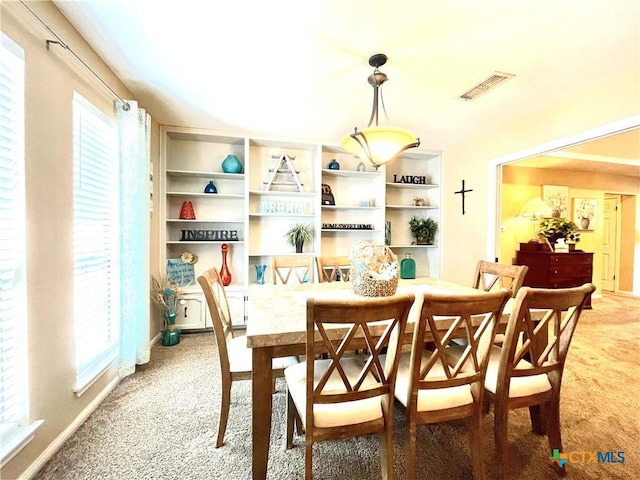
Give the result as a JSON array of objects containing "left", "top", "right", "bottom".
[
  {"left": 538, "top": 217, "right": 581, "bottom": 246},
  {"left": 409, "top": 215, "right": 438, "bottom": 245},
  {"left": 285, "top": 223, "right": 313, "bottom": 253}
]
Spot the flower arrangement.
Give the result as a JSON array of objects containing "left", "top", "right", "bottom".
[
  {"left": 180, "top": 251, "right": 199, "bottom": 265},
  {"left": 151, "top": 274, "right": 186, "bottom": 323},
  {"left": 538, "top": 217, "right": 581, "bottom": 245}
]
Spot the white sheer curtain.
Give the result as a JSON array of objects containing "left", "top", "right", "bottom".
[{"left": 117, "top": 100, "right": 151, "bottom": 377}]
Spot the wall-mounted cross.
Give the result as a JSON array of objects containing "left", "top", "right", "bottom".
[{"left": 454, "top": 179, "right": 473, "bottom": 215}]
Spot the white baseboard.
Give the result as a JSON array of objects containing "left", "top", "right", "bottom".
[
  {"left": 20, "top": 375, "right": 119, "bottom": 479},
  {"left": 19, "top": 337, "right": 162, "bottom": 479}
]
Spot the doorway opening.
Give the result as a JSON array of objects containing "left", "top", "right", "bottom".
[{"left": 487, "top": 116, "right": 640, "bottom": 296}]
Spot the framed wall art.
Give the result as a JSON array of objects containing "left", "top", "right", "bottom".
[
  {"left": 573, "top": 197, "right": 597, "bottom": 231},
  {"left": 542, "top": 185, "right": 569, "bottom": 218}
]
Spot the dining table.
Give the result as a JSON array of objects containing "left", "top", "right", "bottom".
[{"left": 246, "top": 276, "right": 513, "bottom": 479}]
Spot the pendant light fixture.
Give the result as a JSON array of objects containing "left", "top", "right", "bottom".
[{"left": 341, "top": 53, "right": 420, "bottom": 169}]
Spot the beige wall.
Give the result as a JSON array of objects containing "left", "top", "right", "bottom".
[
  {"left": 439, "top": 70, "right": 639, "bottom": 289},
  {"left": 2, "top": 1, "right": 639, "bottom": 479},
  {"left": 499, "top": 165, "right": 639, "bottom": 295},
  {"left": 1, "top": 2, "right": 157, "bottom": 478}
]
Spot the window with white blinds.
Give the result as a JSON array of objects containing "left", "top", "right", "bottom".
[
  {"left": 72, "top": 93, "right": 120, "bottom": 393},
  {"left": 0, "top": 32, "right": 39, "bottom": 464}
]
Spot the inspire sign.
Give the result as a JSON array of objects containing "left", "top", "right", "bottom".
[{"left": 180, "top": 230, "right": 239, "bottom": 241}]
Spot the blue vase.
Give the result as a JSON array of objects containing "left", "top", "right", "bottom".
[
  {"left": 204, "top": 181, "right": 217, "bottom": 193},
  {"left": 255, "top": 264, "right": 267, "bottom": 285},
  {"left": 162, "top": 328, "right": 181, "bottom": 346},
  {"left": 222, "top": 154, "right": 243, "bottom": 174},
  {"left": 162, "top": 313, "right": 180, "bottom": 346},
  {"left": 328, "top": 159, "right": 340, "bottom": 170}
]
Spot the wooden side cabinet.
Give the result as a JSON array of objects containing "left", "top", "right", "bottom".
[{"left": 515, "top": 251, "right": 594, "bottom": 308}]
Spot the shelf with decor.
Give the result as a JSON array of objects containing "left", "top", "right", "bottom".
[
  {"left": 321, "top": 169, "right": 382, "bottom": 179},
  {"left": 322, "top": 229, "right": 382, "bottom": 233},
  {"left": 384, "top": 151, "right": 442, "bottom": 277},
  {"left": 160, "top": 126, "right": 248, "bottom": 329},
  {"left": 246, "top": 138, "right": 321, "bottom": 285},
  {"left": 248, "top": 190, "right": 317, "bottom": 197},
  {"left": 321, "top": 205, "right": 382, "bottom": 211},
  {"left": 167, "top": 169, "right": 245, "bottom": 179},
  {"left": 166, "top": 220, "right": 245, "bottom": 245},
  {"left": 319, "top": 145, "right": 385, "bottom": 255},
  {"left": 385, "top": 182, "right": 439, "bottom": 190},
  {"left": 159, "top": 126, "right": 444, "bottom": 323},
  {"left": 385, "top": 205, "right": 438, "bottom": 210}
]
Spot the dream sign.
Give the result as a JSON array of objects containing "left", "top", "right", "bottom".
[{"left": 260, "top": 201, "right": 304, "bottom": 215}]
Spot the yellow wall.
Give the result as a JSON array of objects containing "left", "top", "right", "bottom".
[
  {"left": 499, "top": 165, "right": 639, "bottom": 295},
  {"left": 1, "top": 1, "right": 639, "bottom": 478},
  {"left": 620, "top": 195, "right": 637, "bottom": 291}
]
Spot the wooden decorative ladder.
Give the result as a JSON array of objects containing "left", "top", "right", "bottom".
[{"left": 263, "top": 154, "right": 304, "bottom": 192}]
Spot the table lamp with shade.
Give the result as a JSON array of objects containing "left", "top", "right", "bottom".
[{"left": 519, "top": 197, "right": 552, "bottom": 241}]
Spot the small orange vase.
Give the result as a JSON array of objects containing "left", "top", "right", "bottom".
[{"left": 179, "top": 201, "right": 196, "bottom": 220}]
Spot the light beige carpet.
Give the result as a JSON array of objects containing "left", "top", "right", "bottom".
[{"left": 34, "top": 293, "right": 639, "bottom": 479}]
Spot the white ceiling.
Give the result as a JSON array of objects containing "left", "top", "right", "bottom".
[
  {"left": 512, "top": 128, "right": 640, "bottom": 177},
  {"left": 52, "top": 0, "right": 639, "bottom": 174}
]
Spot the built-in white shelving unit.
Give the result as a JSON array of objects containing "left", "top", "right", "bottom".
[
  {"left": 384, "top": 151, "right": 442, "bottom": 280},
  {"left": 159, "top": 126, "right": 442, "bottom": 330}
]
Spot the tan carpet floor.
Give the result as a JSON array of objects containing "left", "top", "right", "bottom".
[{"left": 34, "top": 292, "right": 639, "bottom": 479}]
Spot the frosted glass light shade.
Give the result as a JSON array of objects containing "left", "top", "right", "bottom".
[{"left": 341, "top": 126, "right": 420, "bottom": 168}]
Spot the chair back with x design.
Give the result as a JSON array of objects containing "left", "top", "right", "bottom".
[
  {"left": 489, "top": 283, "right": 595, "bottom": 479},
  {"left": 496, "top": 283, "right": 596, "bottom": 408},
  {"left": 407, "top": 290, "right": 511, "bottom": 418},
  {"left": 316, "top": 255, "right": 351, "bottom": 282},
  {"left": 394, "top": 289, "right": 510, "bottom": 480},
  {"left": 284, "top": 293, "right": 414, "bottom": 479},
  {"left": 308, "top": 293, "right": 414, "bottom": 410},
  {"left": 272, "top": 256, "right": 314, "bottom": 284},
  {"left": 473, "top": 260, "right": 529, "bottom": 298}
]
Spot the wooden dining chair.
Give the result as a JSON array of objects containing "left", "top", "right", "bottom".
[
  {"left": 284, "top": 293, "right": 415, "bottom": 479},
  {"left": 481, "top": 283, "right": 595, "bottom": 479},
  {"left": 272, "top": 255, "right": 314, "bottom": 284},
  {"left": 315, "top": 255, "right": 351, "bottom": 282},
  {"left": 470, "top": 261, "right": 529, "bottom": 347},
  {"left": 197, "top": 266, "right": 298, "bottom": 447},
  {"left": 393, "top": 289, "right": 511, "bottom": 480},
  {"left": 473, "top": 260, "right": 529, "bottom": 298}
]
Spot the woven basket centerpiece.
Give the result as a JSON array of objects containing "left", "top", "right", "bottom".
[{"left": 350, "top": 241, "right": 398, "bottom": 297}]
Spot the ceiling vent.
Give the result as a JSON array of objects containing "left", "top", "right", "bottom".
[{"left": 459, "top": 71, "right": 515, "bottom": 101}]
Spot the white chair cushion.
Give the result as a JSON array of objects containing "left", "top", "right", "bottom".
[
  {"left": 227, "top": 335, "right": 297, "bottom": 373},
  {"left": 446, "top": 344, "right": 552, "bottom": 399},
  {"left": 483, "top": 345, "right": 552, "bottom": 398},
  {"left": 285, "top": 358, "right": 384, "bottom": 429},
  {"left": 393, "top": 351, "right": 473, "bottom": 412}
]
